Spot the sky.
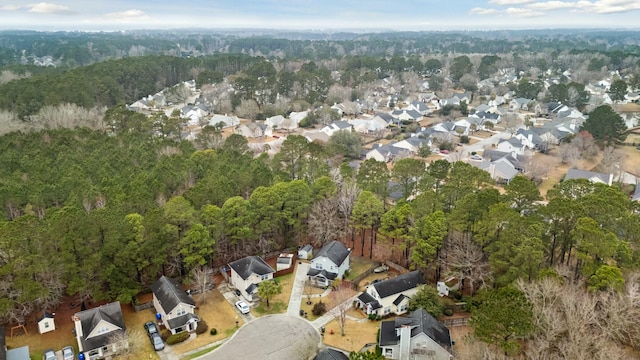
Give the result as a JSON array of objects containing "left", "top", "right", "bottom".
[{"left": 0, "top": 0, "right": 639, "bottom": 31}]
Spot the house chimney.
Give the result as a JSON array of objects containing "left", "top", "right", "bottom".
[{"left": 398, "top": 326, "right": 412, "bottom": 359}]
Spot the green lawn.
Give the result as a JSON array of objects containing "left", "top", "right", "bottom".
[{"left": 346, "top": 256, "right": 376, "bottom": 281}]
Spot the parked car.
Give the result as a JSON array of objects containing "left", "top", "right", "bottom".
[
  {"left": 234, "top": 289, "right": 241, "bottom": 297},
  {"left": 440, "top": 149, "right": 449, "bottom": 154},
  {"left": 61, "top": 346, "right": 75, "bottom": 360},
  {"left": 150, "top": 332, "right": 165, "bottom": 351},
  {"left": 235, "top": 300, "right": 250, "bottom": 314},
  {"left": 373, "top": 264, "right": 389, "bottom": 273},
  {"left": 469, "top": 154, "right": 483, "bottom": 161},
  {"left": 42, "top": 349, "right": 56, "bottom": 360},
  {"left": 144, "top": 321, "right": 158, "bottom": 337}
]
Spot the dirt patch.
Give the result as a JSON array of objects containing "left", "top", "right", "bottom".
[{"left": 449, "top": 326, "right": 482, "bottom": 360}]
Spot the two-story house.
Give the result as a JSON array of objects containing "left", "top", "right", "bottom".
[
  {"left": 379, "top": 308, "right": 453, "bottom": 360},
  {"left": 151, "top": 276, "right": 199, "bottom": 334},
  {"left": 307, "top": 240, "right": 351, "bottom": 288},
  {"left": 73, "top": 302, "right": 127, "bottom": 360},
  {"left": 356, "top": 271, "right": 425, "bottom": 316},
  {"left": 228, "top": 256, "right": 275, "bottom": 301}
]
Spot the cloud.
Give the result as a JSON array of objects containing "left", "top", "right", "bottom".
[
  {"left": 104, "top": 9, "right": 150, "bottom": 21},
  {"left": 27, "top": 2, "right": 71, "bottom": 14},
  {"left": 1, "top": 4, "right": 22, "bottom": 11},
  {"left": 489, "top": 0, "right": 535, "bottom": 5},
  {"left": 574, "top": 0, "right": 640, "bottom": 14},
  {"left": 505, "top": 7, "right": 545, "bottom": 16},
  {"left": 526, "top": 1, "right": 577, "bottom": 10},
  {"left": 470, "top": 7, "right": 501, "bottom": 15}
]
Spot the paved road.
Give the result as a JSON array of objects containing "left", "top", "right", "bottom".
[{"left": 203, "top": 315, "right": 320, "bottom": 360}]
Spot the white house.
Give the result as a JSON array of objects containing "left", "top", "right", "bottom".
[
  {"left": 321, "top": 121, "right": 352, "bottom": 137},
  {"left": 355, "top": 271, "right": 426, "bottom": 316},
  {"left": 307, "top": 240, "right": 351, "bottom": 288},
  {"left": 228, "top": 256, "right": 275, "bottom": 301},
  {"left": 348, "top": 118, "right": 388, "bottom": 134},
  {"left": 379, "top": 308, "right": 453, "bottom": 360},
  {"left": 298, "top": 244, "right": 313, "bottom": 259},
  {"left": 565, "top": 168, "right": 613, "bottom": 186},
  {"left": 496, "top": 137, "right": 527, "bottom": 155},
  {"left": 209, "top": 114, "right": 239, "bottom": 129},
  {"left": 37, "top": 311, "right": 55, "bottom": 334},
  {"left": 73, "top": 302, "right": 127, "bottom": 360},
  {"left": 151, "top": 276, "right": 199, "bottom": 334},
  {"left": 235, "top": 122, "right": 272, "bottom": 138}
]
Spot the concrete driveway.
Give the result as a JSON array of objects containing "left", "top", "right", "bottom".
[{"left": 203, "top": 314, "right": 320, "bottom": 360}]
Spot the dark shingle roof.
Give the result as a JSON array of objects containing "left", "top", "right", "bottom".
[
  {"left": 372, "top": 270, "right": 425, "bottom": 299},
  {"left": 307, "top": 268, "right": 339, "bottom": 280},
  {"left": 378, "top": 308, "right": 452, "bottom": 351},
  {"left": 393, "top": 294, "right": 409, "bottom": 306},
  {"left": 314, "top": 348, "right": 349, "bottom": 360},
  {"left": 75, "top": 302, "right": 125, "bottom": 352},
  {"left": 166, "top": 313, "right": 199, "bottom": 330},
  {"left": 228, "top": 256, "right": 274, "bottom": 280},
  {"left": 313, "top": 241, "right": 350, "bottom": 267},
  {"left": 565, "top": 168, "right": 612, "bottom": 185},
  {"left": 151, "top": 276, "right": 195, "bottom": 314},
  {"left": 358, "top": 292, "right": 381, "bottom": 310}
]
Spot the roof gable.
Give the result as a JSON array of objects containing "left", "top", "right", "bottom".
[
  {"left": 151, "top": 276, "right": 195, "bottom": 314},
  {"left": 229, "top": 256, "right": 275, "bottom": 280},
  {"left": 313, "top": 241, "right": 350, "bottom": 266},
  {"left": 372, "top": 270, "right": 425, "bottom": 298},
  {"left": 75, "top": 302, "right": 125, "bottom": 351}
]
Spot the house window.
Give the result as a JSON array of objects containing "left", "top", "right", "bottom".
[
  {"left": 399, "top": 304, "right": 408, "bottom": 313},
  {"left": 95, "top": 326, "right": 110, "bottom": 335},
  {"left": 44, "top": 322, "right": 49, "bottom": 328},
  {"left": 176, "top": 308, "right": 186, "bottom": 316},
  {"left": 384, "top": 348, "right": 393, "bottom": 357},
  {"left": 315, "top": 263, "right": 323, "bottom": 270},
  {"left": 384, "top": 307, "right": 391, "bottom": 315},
  {"left": 261, "top": 274, "right": 269, "bottom": 280}
]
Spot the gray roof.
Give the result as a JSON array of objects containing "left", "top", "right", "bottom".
[
  {"left": 229, "top": 256, "right": 274, "bottom": 280},
  {"left": 151, "top": 276, "right": 195, "bottom": 314},
  {"left": 393, "top": 294, "right": 409, "bottom": 306},
  {"left": 333, "top": 120, "right": 351, "bottom": 129},
  {"left": 313, "top": 241, "right": 350, "bottom": 267},
  {"left": 516, "top": 128, "right": 544, "bottom": 145},
  {"left": 166, "top": 313, "right": 199, "bottom": 330},
  {"left": 307, "top": 268, "right": 338, "bottom": 280},
  {"left": 500, "top": 137, "right": 524, "bottom": 148},
  {"left": 314, "top": 348, "right": 349, "bottom": 360},
  {"left": 75, "top": 302, "right": 125, "bottom": 352},
  {"left": 565, "top": 168, "right": 612, "bottom": 185},
  {"left": 375, "top": 112, "right": 396, "bottom": 123},
  {"left": 379, "top": 308, "right": 452, "bottom": 351},
  {"left": 358, "top": 292, "right": 381, "bottom": 310},
  {"left": 6, "top": 346, "right": 29, "bottom": 360},
  {"left": 300, "top": 244, "right": 313, "bottom": 252},
  {"left": 373, "top": 270, "right": 425, "bottom": 299}
]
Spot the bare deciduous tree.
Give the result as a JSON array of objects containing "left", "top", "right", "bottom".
[
  {"left": 235, "top": 99, "right": 260, "bottom": 120},
  {"left": 110, "top": 329, "right": 144, "bottom": 360},
  {"left": 308, "top": 197, "right": 345, "bottom": 247},
  {"left": 524, "top": 154, "right": 559, "bottom": 183},
  {"left": 443, "top": 231, "right": 491, "bottom": 295},
  {"left": 572, "top": 130, "right": 598, "bottom": 159},
  {"left": 190, "top": 266, "right": 215, "bottom": 305},
  {"left": 601, "top": 145, "right": 625, "bottom": 181},
  {"left": 337, "top": 182, "right": 361, "bottom": 245},
  {"left": 557, "top": 143, "right": 580, "bottom": 166},
  {"left": 330, "top": 282, "right": 357, "bottom": 336}
]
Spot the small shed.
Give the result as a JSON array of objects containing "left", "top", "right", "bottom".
[
  {"left": 37, "top": 311, "right": 55, "bottom": 334},
  {"left": 276, "top": 254, "right": 294, "bottom": 271},
  {"left": 298, "top": 245, "right": 313, "bottom": 260}
]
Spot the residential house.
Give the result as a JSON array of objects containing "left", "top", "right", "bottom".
[
  {"left": 37, "top": 311, "right": 55, "bottom": 334},
  {"left": 391, "top": 109, "right": 424, "bottom": 122},
  {"left": 151, "top": 276, "right": 199, "bottom": 334},
  {"left": 181, "top": 104, "right": 211, "bottom": 125},
  {"left": 432, "top": 121, "right": 464, "bottom": 136},
  {"left": 265, "top": 115, "right": 285, "bottom": 130},
  {"left": 304, "top": 130, "right": 331, "bottom": 143},
  {"left": 235, "top": 122, "right": 272, "bottom": 138},
  {"left": 565, "top": 168, "right": 613, "bottom": 186},
  {"left": 510, "top": 98, "right": 534, "bottom": 111},
  {"left": 315, "top": 348, "right": 349, "bottom": 360},
  {"left": 470, "top": 110, "right": 501, "bottom": 124},
  {"left": 307, "top": 240, "right": 351, "bottom": 288},
  {"left": 407, "top": 101, "right": 432, "bottom": 115},
  {"left": 209, "top": 114, "right": 239, "bottom": 129},
  {"left": 73, "top": 302, "right": 126, "bottom": 360},
  {"left": 321, "top": 121, "right": 352, "bottom": 137},
  {"left": 496, "top": 137, "right": 527, "bottom": 155},
  {"left": 469, "top": 150, "right": 525, "bottom": 183},
  {"left": 515, "top": 128, "right": 546, "bottom": 152},
  {"left": 379, "top": 308, "right": 453, "bottom": 360},
  {"left": 355, "top": 271, "right": 426, "bottom": 317},
  {"left": 366, "top": 143, "right": 409, "bottom": 163},
  {"left": 348, "top": 117, "right": 388, "bottom": 134},
  {"left": 393, "top": 137, "right": 432, "bottom": 154},
  {"left": 228, "top": 256, "right": 275, "bottom": 301}
]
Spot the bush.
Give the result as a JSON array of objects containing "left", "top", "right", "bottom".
[
  {"left": 210, "top": 328, "right": 218, "bottom": 336},
  {"left": 460, "top": 135, "right": 470, "bottom": 144},
  {"left": 195, "top": 320, "right": 208, "bottom": 335},
  {"left": 312, "top": 302, "right": 327, "bottom": 316},
  {"left": 443, "top": 307, "right": 454, "bottom": 316},
  {"left": 166, "top": 331, "right": 190, "bottom": 345},
  {"left": 160, "top": 329, "right": 171, "bottom": 341}
]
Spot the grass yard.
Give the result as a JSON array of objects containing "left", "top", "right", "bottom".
[
  {"left": 346, "top": 256, "right": 376, "bottom": 281},
  {"left": 321, "top": 318, "right": 381, "bottom": 352},
  {"left": 253, "top": 271, "right": 296, "bottom": 315},
  {"left": 171, "top": 290, "right": 244, "bottom": 355},
  {"left": 449, "top": 326, "right": 482, "bottom": 360},
  {"left": 621, "top": 143, "right": 640, "bottom": 177}
]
